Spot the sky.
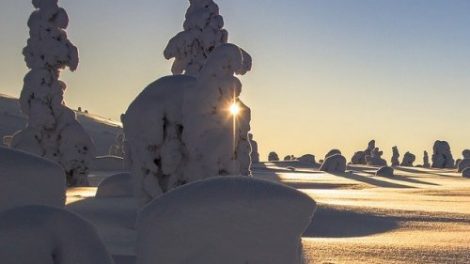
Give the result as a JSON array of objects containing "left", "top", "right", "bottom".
[{"left": 1, "top": 0, "right": 470, "bottom": 162}]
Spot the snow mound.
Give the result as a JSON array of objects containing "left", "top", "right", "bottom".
[
  {"left": 96, "top": 173, "right": 133, "bottom": 198},
  {"left": 376, "top": 166, "right": 394, "bottom": 177},
  {"left": 457, "top": 159, "right": 470, "bottom": 173},
  {"left": 298, "top": 154, "right": 316, "bottom": 164},
  {"left": 136, "top": 176, "right": 316, "bottom": 264},
  {"left": 0, "top": 147, "right": 65, "bottom": 212},
  {"left": 462, "top": 168, "right": 470, "bottom": 178},
  {"left": 320, "top": 154, "right": 346, "bottom": 173},
  {"left": 92, "top": 155, "right": 124, "bottom": 171},
  {"left": 0, "top": 205, "right": 114, "bottom": 264}
]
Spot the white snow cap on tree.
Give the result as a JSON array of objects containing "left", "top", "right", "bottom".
[
  {"left": 124, "top": 44, "right": 252, "bottom": 204},
  {"left": 11, "top": 0, "right": 95, "bottom": 186},
  {"left": 164, "top": 0, "right": 228, "bottom": 77}
]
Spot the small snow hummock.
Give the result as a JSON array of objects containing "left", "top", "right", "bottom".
[
  {"left": 298, "top": 154, "right": 316, "bottom": 164},
  {"left": 164, "top": 0, "right": 228, "bottom": 77},
  {"left": 401, "top": 151, "right": 416, "bottom": 167},
  {"left": 11, "top": 0, "right": 95, "bottom": 187},
  {"left": 0, "top": 205, "right": 114, "bottom": 264},
  {"left": 457, "top": 159, "right": 470, "bottom": 173},
  {"left": 248, "top": 133, "right": 260, "bottom": 164},
  {"left": 95, "top": 173, "right": 133, "bottom": 198},
  {"left": 431, "top": 140, "right": 455, "bottom": 169},
  {"left": 136, "top": 176, "right": 316, "bottom": 264},
  {"left": 124, "top": 43, "right": 252, "bottom": 204},
  {"left": 376, "top": 166, "right": 394, "bottom": 177},
  {"left": 391, "top": 146, "right": 400, "bottom": 167},
  {"left": 268, "top": 151, "right": 280, "bottom": 161},
  {"left": 0, "top": 147, "right": 65, "bottom": 212},
  {"left": 462, "top": 168, "right": 470, "bottom": 178},
  {"left": 320, "top": 153, "right": 346, "bottom": 173}
]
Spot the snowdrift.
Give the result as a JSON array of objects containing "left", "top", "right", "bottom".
[
  {"left": 0, "top": 205, "right": 114, "bottom": 264},
  {"left": 0, "top": 147, "right": 65, "bottom": 212},
  {"left": 136, "top": 176, "right": 316, "bottom": 264}
]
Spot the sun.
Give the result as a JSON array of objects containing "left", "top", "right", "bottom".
[{"left": 229, "top": 102, "right": 241, "bottom": 116}]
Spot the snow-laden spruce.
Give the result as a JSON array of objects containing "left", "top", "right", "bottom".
[
  {"left": 391, "top": 146, "right": 400, "bottom": 166},
  {"left": 136, "top": 177, "right": 316, "bottom": 264},
  {"left": 268, "top": 151, "right": 280, "bottom": 161},
  {"left": 432, "top": 140, "right": 455, "bottom": 169},
  {"left": 401, "top": 151, "right": 416, "bottom": 167},
  {"left": 124, "top": 44, "right": 252, "bottom": 204},
  {"left": 366, "top": 147, "right": 387, "bottom": 166},
  {"left": 249, "top": 133, "right": 260, "bottom": 163},
  {"left": 164, "top": 0, "right": 228, "bottom": 77},
  {"left": 11, "top": 0, "right": 95, "bottom": 186}
]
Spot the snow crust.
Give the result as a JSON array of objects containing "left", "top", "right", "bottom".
[
  {"left": 0, "top": 205, "right": 114, "bottom": 264},
  {"left": 11, "top": 0, "right": 95, "bottom": 186},
  {"left": 136, "top": 176, "right": 316, "bottom": 264},
  {"left": 0, "top": 147, "right": 65, "bottom": 212}
]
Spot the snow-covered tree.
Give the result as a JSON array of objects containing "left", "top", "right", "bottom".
[
  {"left": 432, "top": 140, "right": 455, "bottom": 169},
  {"left": 164, "top": 0, "right": 228, "bottom": 77},
  {"left": 391, "top": 146, "right": 400, "bottom": 166},
  {"left": 248, "top": 133, "right": 260, "bottom": 164},
  {"left": 268, "top": 152, "right": 279, "bottom": 162},
  {"left": 11, "top": 0, "right": 95, "bottom": 186},
  {"left": 108, "top": 134, "right": 125, "bottom": 157},
  {"left": 124, "top": 0, "right": 252, "bottom": 204},
  {"left": 124, "top": 44, "right": 252, "bottom": 204}
]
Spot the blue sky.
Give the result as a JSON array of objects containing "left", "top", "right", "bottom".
[{"left": 1, "top": 0, "right": 469, "bottom": 160}]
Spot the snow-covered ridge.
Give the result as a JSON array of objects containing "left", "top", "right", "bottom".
[{"left": 0, "top": 93, "right": 122, "bottom": 156}]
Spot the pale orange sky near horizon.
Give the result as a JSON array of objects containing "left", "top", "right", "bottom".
[{"left": 1, "top": 0, "right": 470, "bottom": 162}]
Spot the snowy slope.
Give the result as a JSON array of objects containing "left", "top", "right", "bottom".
[{"left": 0, "top": 93, "right": 122, "bottom": 155}]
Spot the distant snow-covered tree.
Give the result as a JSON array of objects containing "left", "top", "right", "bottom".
[
  {"left": 11, "top": 0, "right": 95, "bottom": 186},
  {"left": 164, "top": 0, "right": 228, "bottom": 77},
  {"left": 268, "top": 152, "right": 279, "bottom": 162},
  {"left": 108, "top": 134, "right": 125, "bottom": 157}
]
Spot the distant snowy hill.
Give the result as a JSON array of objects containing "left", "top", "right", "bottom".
[{"left": 0, "top": 93, "right": 122, "bottom": 156}]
